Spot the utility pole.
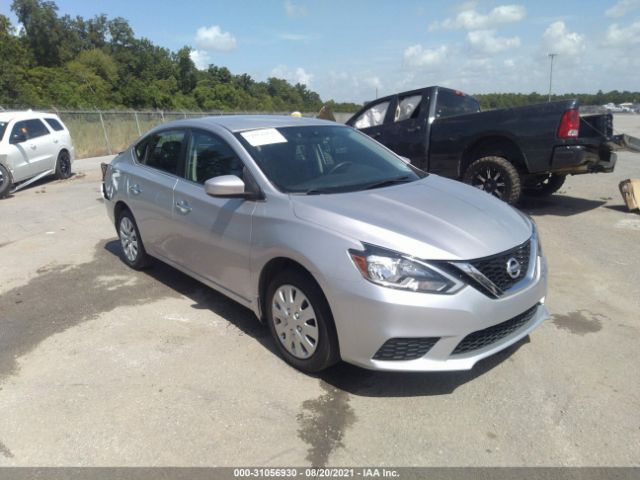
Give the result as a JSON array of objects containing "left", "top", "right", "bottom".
[{"left": 548, "top": 53, "right": 558, "bottom": 102}]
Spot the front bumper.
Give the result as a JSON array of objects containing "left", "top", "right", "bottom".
[
  {"left": 550, "top": 145, "right": 616, "bottom": 174},
  {"left": 326, "top": 255, "right": 548, "bottom": 372}
]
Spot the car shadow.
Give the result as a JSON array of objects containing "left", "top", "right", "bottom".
[
  {"left": 103, "top": 240, "right": 278, "bottom": 355},
  {"left": 518, "top": 194, "right": 606, "bottom": 217},
  {"left": 103, "top": 239, "right": 532, "bottom": 397}
]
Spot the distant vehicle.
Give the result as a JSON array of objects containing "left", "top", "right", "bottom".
[
  {"left": 101, "top": 115, "right": 548, "bottom": 373},
  {"left": 603, "top": 103, "right": 625, "bottom": 113},
  {"left": 347, "top": 86, "right": 621, "bottom": 204},
  {"left": 0, "top": 111, "right": 75, "bottom": 198}
]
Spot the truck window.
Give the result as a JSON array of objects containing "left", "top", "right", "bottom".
[
  {"left": 436, "top": 90, "right": 480, "bottom": 118},
  {"left": 354, "top": 101, "right": 390, "bottom": 129},
  {"left": 395, "top": 95, "right": 422, "bottom": 122}
]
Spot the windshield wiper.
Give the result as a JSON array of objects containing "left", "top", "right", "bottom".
[
  {"left": 362, "top": 175, "right": 412, "bottom": 190},
  {"left": 303, "top": 187, "right": 342, "bottom": 195}
]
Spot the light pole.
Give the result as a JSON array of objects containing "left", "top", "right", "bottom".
[{"left": 548, "top": 53, "right": 558, "bottom": 102}]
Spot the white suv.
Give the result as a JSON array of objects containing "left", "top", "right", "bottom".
[{"left": 0, "top": 111, "right": 75, "bottom": 198}]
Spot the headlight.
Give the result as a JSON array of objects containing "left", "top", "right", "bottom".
[{"left": 349, "top": 243, "right": 464, "bottom": 294}]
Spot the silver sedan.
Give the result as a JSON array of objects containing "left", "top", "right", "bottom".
[{"left": 102, "top": 115, "right": 548, "bottom": 373}]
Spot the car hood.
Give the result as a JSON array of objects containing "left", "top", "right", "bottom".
[{"left": 291, "top": 175, "right": 532, "bottom": 261}]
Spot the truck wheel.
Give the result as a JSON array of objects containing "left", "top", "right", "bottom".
[
  {"left": 0, "top": 164, "right": 12, "bottom": 199},
  {"left": 524, "top": 174, "right": 566, "bottom": 197},
  {"left": 463, "top": 156, "right": 522, "bottom": 204}
]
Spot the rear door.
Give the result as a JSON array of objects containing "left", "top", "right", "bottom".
[
  {"left": 126, "top": 129, "right": 186, "bottom": 261},
  {"left": 171, "top": 129, "right": 256, "bottom": 302},
  {"left": 382, "top": 91, "right": 431, "bottom": 169}
]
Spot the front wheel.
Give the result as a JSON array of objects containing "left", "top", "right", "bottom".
[
  {"left": 462, "top": 156, "right": 522, "bottom": 204},
  {"left": 55, "top": 150, "right": 72, "bottom": 180},
  {"left": 266, "top": 269, "right": 340, "bottom": 373}
]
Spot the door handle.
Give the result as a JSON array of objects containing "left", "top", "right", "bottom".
[
  {"left": 128, "top": 184, "right": 141, "bottom": 195},
  {"left": 175, "top": 200, "right": 192, "bottom": 214},
  {"left": 407, "top": 126, "right": 421, "bottom": 133},
  {"left": 29, "top": 144, "right": 37, "bottom": 150}
]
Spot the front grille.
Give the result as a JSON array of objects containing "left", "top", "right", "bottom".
[
  {"left": 452, "top": 304, "right": 539, "bottom": 355},
  {"left": 373, "top": 337, "right": 439, "bottom": 361},
  {"left": 471, "top": 240, "right": 531, "bottom": 291}
]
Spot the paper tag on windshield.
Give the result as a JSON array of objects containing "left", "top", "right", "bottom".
[{"left": 241, "top": 128, "right": 287, "bottom": 147}]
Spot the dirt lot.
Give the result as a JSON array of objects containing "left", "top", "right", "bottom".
[{"left": 0, "top": 115, "right": 639, "bottom": 467}]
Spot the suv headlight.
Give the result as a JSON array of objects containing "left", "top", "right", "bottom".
[{"left": 349, "top": 243, "right": 464, "bottom": 294}]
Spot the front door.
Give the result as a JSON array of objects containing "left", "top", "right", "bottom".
[
  {"left": 8, "top": 119, "right": 57, "bottom": 181},
  {"left": 171, "top": 129, "right": 255, "bottom": 302}
]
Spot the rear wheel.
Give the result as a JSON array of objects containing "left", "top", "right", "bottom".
[
  {"left": 0, "top": 164, "right": 11, "bottom": 198},
  {"left": 117, "top": 210, "right": 151, "bottom": 270},
  {"left": 524, "top": 174, "right": 566, "bottom": 197},
  {"left": 55, "top": 150, "right": 72, "bottom": 180},
  {"left": 462, "top": 156, "right": 522, "bottom": 204},
  {"left": 266, "top": 269, "right": 340, "bottom": 373}
]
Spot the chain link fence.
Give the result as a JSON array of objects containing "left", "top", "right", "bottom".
[{"left": 0, "top": 107, "right": 357, "bottom": 158}]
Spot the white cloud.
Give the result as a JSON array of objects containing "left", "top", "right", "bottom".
[
  {"left": 604, "top": 21, "right": 640, "bottom": 45},
  {"left": 403, "top": 45, "right": 448, "bottom": 68},
  {"left": 194, "top": 25, "right": 237, "bottom": 52},
  {"left": 189, "top": 49, "right": 210, "bottom": 70},
  {"left": 277, "top": 33, "right": 311, "bottom": 41},
  {"left": 284, "top": 0, "right": 308, "bottom": 17},
  {"left": 430, "top": 4, "right": 526, "bottom": 31},
  {"left": 271, "top": 65, "right": 313, "bottom": 86},
  {"left": 542, "top": 21, "right": 585, "bottom": 56},
  {"left": 467, "top": 30, "right": 521, "bottom": 54},
  {"left": 605, "top": 0, "right": 640, "bottom": 18}
]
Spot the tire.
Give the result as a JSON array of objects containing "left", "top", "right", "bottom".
[
  {"left": 0, "top": 164, "right": 11, "bottom": 199},
  {"left": 117, "top": 209, "right": 151, "bottom": 270},
  {"left": 462, "top": 156, "right": 522, "bottom": 205},
  {"left": 266, "top": 269, "right": 340, "bottom": 373},
  {"left": 55, "top": 150, "right": 72, "bottom": 180},
  {"left": 524, "top": 174, "right": 566, "bottom": 197}
]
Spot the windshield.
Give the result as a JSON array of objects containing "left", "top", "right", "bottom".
[
  {"left": 0, "top": 122, "right": 7, "bottom": 142},
  {"left": 235, "top": 125, "right": 426, "bottom": 194}
]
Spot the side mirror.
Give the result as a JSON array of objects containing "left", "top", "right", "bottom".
[
  {"left": 11, "top": 132, "right": 27, "bottom": 144},
  {"left": 204, "top": 175, "right": 247, "bottom": 197}
]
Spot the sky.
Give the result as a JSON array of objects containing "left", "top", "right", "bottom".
[{"left": 1, "top": 0, "right": 639, "bottom": 102}]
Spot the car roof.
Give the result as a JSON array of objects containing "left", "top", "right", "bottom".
[
  {"left": 156, "top": 115, "right": 340, "bottom": 133},
  {"left": 0, "top": 110, "right": 61, "bottom": 123}
]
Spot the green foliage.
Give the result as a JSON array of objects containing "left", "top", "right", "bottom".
[
  {"left": 474, "top": 91, "right": 640, "bottom": 110},
  {"left": 3, "top": 0, "right": 334, "bottom": 113}
]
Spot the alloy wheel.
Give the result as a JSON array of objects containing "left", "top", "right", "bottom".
[
  {"left": 473, "top": 167, "right": 505, "bottom": 199},
  {"left": 119, "top": 217, "right": 139, "bottom": 263}
]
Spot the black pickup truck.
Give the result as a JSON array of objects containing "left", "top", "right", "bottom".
[{"left": 346, "top": 86, "right": 620, "bottom": 204}]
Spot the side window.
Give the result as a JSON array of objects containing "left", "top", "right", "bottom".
[
  {"left": 185, "top": 130, "right": 244, "bottom": 184},
  {"left": 25, "top": 119, "right": 50, "bottom": 139},
  {"left": 394, "top": 94, "right": 423, "bottom": 122},
  {"left": 353, "top": 101, "right": 390, "bottom": 129},
  {"left": 10, "top": 121, "right": 29, "bottom": 143},
  {"left": 436, "top": 90, "right": 481, "bottom": 118},
  {"left": 137, "top": 130, "right": 185, "bottom": 175},
  {"left": 44, "top": 118, "right": 65, "bottom": 131}
]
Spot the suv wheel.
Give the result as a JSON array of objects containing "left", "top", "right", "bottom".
[
  {"left": 463, "top": 156, "right": 522, "bottom": 204},
  {"left": 117, "top": 210, "right": 151, "bottom": 270},
  {"left": 266, "top": 269, "right": 340, "bottom": 373},
  {"left": 524, "top": 174, "right": 566, "bottom": 197},
  {"left": 55, "top": 151, "right": 72, "bottom": 180},
  {"left": 0, "top": 164, "right": 11, "bottom": 199}
]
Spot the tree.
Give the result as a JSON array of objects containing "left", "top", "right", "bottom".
[{"left": 11, "top": 0, "right": 63, "bottom": 66}]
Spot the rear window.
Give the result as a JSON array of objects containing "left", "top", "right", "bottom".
[
  {"left": 44, "top": 118, "right": 65, "bottom": 131},
  {"left": 436, "top": 90, "right": 480, "bottom": 118},
  {"left": 0, "top": 122, "right": 7, "bottom": 142}
]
